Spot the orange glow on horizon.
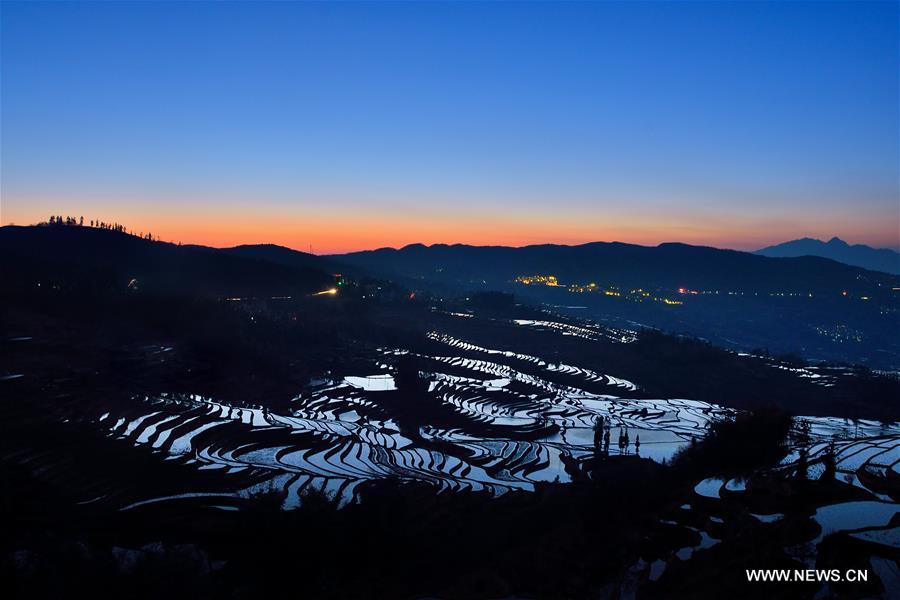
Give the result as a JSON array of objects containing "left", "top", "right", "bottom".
[{"left": 2, "top": 203, "right": 898, "bottom": 255}]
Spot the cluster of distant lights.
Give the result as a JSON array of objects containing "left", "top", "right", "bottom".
[
  {"left": 677, "top": 288, "right": 875, "bottom": 301},
  {"left": 515, "top": 275, "right": 682, "bottom": 305},
  {"left": 674, "top": 287, "right": 878, "bottom": 301},
  {"left": 814, "top": 324, "right": 864, "bottom": 344},
  {"left": 514, "top": 275, "right": 882, "bottom": 304}
]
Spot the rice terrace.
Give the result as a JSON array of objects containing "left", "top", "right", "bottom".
[{"left": 2, "top": 1, "right": 899, "bottom": 598}]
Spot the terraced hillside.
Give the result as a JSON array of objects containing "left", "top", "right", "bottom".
[{"left": 3, "top": 299, "right": 899, "bottom": 598}]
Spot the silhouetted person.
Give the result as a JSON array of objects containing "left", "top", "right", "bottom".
[
  {"left": 823, "top": 438, "right": 837, "bottom": 481},
  {"left": 395, "top": 355, "right": 426, "bottom": 396},
  {"left": 593, "top": 416, "right": 604, "bottom": 450},
  {"left": 797, "top": 446, "right": 808, "bottom": 481},
  {"left": 795, "top": 419, "right": 811, "bottom": 446}
]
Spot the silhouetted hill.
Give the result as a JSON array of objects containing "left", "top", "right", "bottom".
[
  {"left": 334, "top": 241, "right": 897, "bottom": 294},
  {"left": 0, "top": 225, "right": 333, "bottom": 297},
  {"left": 219, "top": 244, "right": 355, "bottom": 277},
  {"left": 756, "top": 237, "right": 900, "bottom": 275}
]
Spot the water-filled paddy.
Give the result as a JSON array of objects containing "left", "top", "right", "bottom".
[{"left": 83, "top": 329, "right": 746, "bottom": 509}]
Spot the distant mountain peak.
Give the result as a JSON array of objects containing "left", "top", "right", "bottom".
[{"left": 756, "top": 237, "right": 899, "bottom": 275}]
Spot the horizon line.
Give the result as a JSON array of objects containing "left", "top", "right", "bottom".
[{"left": 4, "top": 221, "right": 899, "bottom": 256}]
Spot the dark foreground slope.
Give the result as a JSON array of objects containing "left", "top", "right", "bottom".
[{"left": 0, "top": 225, "right": 334, "bottom": 298}]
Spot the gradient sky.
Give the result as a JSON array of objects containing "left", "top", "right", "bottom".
[{"left": 1, "top": 1, "right": 898, "bottom": 254}]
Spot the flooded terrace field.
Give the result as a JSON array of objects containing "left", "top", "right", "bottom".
[
  {"left": 9, "top": 312, "right": 895, "bottom": 519},
  {"left": 72, "top": 326, "right": 734, "bottom": 510},
  {"left": 4, "top": 307, "right": 900, "bottom": 598}
]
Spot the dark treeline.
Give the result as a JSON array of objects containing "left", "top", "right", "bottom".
[{"left": 671, "top": 409, "right": 794, "bottom": 477}]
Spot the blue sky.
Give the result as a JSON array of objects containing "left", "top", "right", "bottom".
[{"left": 2, "top": 1, "right": 897, "bottom": 252}]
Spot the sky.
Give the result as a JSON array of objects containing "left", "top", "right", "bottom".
[{"left": 1, "top": 1, "right": 898, "bottom": 254}]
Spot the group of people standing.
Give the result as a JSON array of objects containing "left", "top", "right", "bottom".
[{"left": 592, "top": 415, "right": 640, "bottom": 455}]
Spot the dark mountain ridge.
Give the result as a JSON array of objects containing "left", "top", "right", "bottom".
[
  {"left": 0, "top": 225, "right": 334, "bottom": 297},
  {"left": 756, "top": 236, "right": 900, "bottom": 275},
  {"left": 334, "top": 240, "right": 897, "bottom": 295},
  {"left": 217, "top": 243, "right": 359, "bottom": 278}
]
